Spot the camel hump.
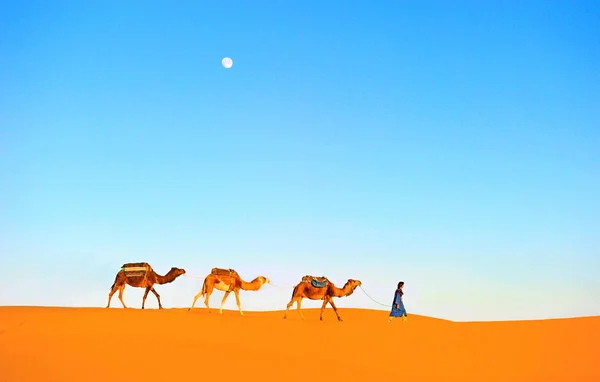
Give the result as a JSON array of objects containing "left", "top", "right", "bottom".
[
  {"left": 211, "top": 267, "right": 237, "bottom": 277},
  {"left": 121, "top": 262, "right": 151, "bottom": 277},
  {"left": 302, "top": 275, "right": 329, "bottom": 288}
]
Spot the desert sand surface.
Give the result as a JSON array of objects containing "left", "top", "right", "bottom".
[{"left": 0, "top": 306, "right": 598, "bottom": 381}]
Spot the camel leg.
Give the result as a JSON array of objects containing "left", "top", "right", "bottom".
[
  {"left": 204, "top": 288, "right": 213, "bottom": 313},
  {"left": 321, "top": 297, "right": 342, "bottom": 321},
  {"left": 188, "top": 291, "right": 204, "bottom": 311},
  {"left": 150, "top": 287, "right": 163, "bottom": 309},
  {"left": 118, "top": 285, "right": 127, "bottom": 309},
  {"left": 284, "top": 298, "right": 294, "bottom": 319},
  {"left": 141, "top": 286, "right": 151, "bottom": 309},
  {"left": 106, "top": 286, "right": 118, "bottom": 308},
  {"left": 320, "top": 298, "right": 328, "bottom": 321},
  {"left": 284, "top": 297, "right": 303, "bottom": 319},
  {"left": 219, "top": 291, "right": 231, "bottom": 314},
  {"left": 296, "top": 298, "right": 305, "bottom": 320},
  {"left": 234, "top": 289, "right": 244, "bottom": 316},
  {"left": 327, "top": 298, "right": 343, "bottom": 322}
]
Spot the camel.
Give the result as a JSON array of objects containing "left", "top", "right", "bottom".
[
  {"left": 106, "top": 262, "right": 186, "bottom": 309},
  {"left": 188, "top": 267, "right": 270, "bottom": 315},
  {"left": 283, "top": 275, "right": 362, "bottom": 321}
]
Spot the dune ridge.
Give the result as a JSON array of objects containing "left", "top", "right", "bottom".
[{"left": 1, "top": 306, "right": 598, "bottom": 381}]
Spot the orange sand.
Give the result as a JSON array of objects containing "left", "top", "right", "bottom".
[{"left": 0, "top": 306, "right": 598, "bottom": 381}]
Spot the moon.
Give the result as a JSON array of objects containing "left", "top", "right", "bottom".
[{"left": 221, "top": 57, "right": 233, "bottom": 69}]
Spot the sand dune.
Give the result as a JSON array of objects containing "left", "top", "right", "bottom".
[{"left": 0, "top": 306, "right": 598, "bottom": 381}]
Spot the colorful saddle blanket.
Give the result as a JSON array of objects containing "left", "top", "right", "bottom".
[
  {"left": 302, "top": 275, "right": 329, "bottom": 288},
  {"left": 121, "top": 262, "right": 150, "bottom": 277}
]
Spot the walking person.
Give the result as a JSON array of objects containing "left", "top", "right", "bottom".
[{"left": 388, "top": 281, "right": 408, "bottom": 322}]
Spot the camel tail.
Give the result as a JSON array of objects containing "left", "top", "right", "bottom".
[
  {"left": 201, "top": 278, "right": 208, "bottom": 296},
  {"left": 109, "top": 272, "right": 120, "bottom": 291},
  {"left": 291, "top": 284, "right": 299, "bottom": 298}
]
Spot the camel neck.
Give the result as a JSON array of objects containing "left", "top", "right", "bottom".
[
  {"left": 330, "top": 285, "right": 344, "bottom": 296},
  {"left": 241, "top": 278, "right": 262, "bottom": 291},
  {"left": 331, "top": 283, "right": 353, "bottom": 297},
  {"left": 155, "top": 271, "right": 175, "bottom": 285}
]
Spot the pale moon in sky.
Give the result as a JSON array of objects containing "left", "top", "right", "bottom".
[{"left": 221, "top": 57, "right": 233, "bottom": 69}]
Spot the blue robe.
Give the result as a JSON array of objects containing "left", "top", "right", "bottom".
[{"left": 389, "top": 289, "right": 407, "bottom": 317}]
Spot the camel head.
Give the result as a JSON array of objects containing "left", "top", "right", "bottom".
[
  {"left": 170, "top": 267, "right": 186, "bottom": 277},
  {"left": 344, "top": 279, "right": 362, "bottom": 296},
  {"left": 256, "top": 276, "right": 270, "bottom": 285}
]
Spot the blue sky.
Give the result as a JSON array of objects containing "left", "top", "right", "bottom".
[{"left": 1, "top": 0, "right": 598, "bottom": 321}]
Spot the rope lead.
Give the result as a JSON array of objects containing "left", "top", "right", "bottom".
[
  {"left": 267, "top": 282, "right": 295, "bottom": 289},
  {"left": 359, "top": 285, "right": 392, "bottom": 308}
]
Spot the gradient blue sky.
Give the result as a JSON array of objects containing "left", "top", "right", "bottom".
[{"left": 1, "top": 0, "right": 599, "bottom": 321}]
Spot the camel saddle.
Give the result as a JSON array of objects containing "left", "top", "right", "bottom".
[
  {"left": 211, "top": 268, "right": 238, "bottom": 278},
  {"left": 121, "top": 262, "right": 150, "bottom": 277},
  {"left": 210, "top": 268, "right": 238, "bottom": 292},
  {"left": 302, "top": 275, "right": 329, "bottom": 288}
]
